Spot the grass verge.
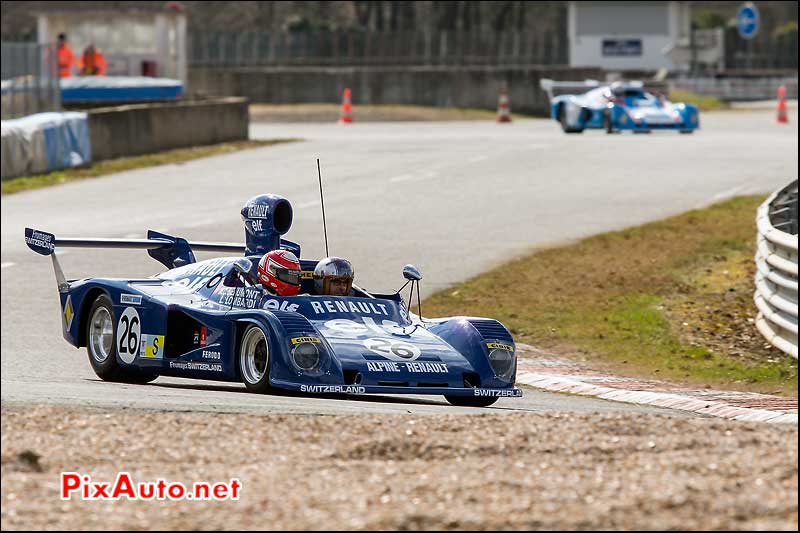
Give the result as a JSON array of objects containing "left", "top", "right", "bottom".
[
  {"left": 425, "top": 195, "right": 797, "bottom": 395},
  {"left": 669, "top": 89, "right": 730, "bottom": 111},
  {"left": 1, "top": 139, "right": 299, "bottom": 196},
  {"left": 249, "top": 103, "right": 533, "bottom": 122}
]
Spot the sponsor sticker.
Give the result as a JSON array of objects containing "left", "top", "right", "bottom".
[
  {"left": 63, "top": 295, "right": 74, "bottom": 331},
  {"left": 291, "top": 336, "right": 321, "bottom": 345},
  {"left": 300, "top": 384, "right": 365, "bottom": 394},
  {"left": 473, "top": 389, "right": 522, "bottom": 397},
  {"left": 309, "top": 299, "right": 390, "bottom": 317},
  {"left": 486, "top": 342, "right": 514, "bottom": 352},
  {"left": 300, "top": 271, "right": 314, "bottom": 279},
  {"left": 139, "top": 334, "right": 165, "bottom": 359},
  {"left": 120, "top": 294, "right": 142, "bottom": 305},
  {"left": 169, "top": 361, "right": 223, "bottom": 372},
  {"left": 263, "top": 299, "right": 300, "bottom": 312},
  {"left": 247, "top": 204, "right": 269, "bottom": 219}
]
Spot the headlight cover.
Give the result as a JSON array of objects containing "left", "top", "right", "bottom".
[
  {"left": 488, "top": 348, "right": 515, "bottom": 381},
  {"left": 292, "top": 342, "right": 322, "bottom": 373}
]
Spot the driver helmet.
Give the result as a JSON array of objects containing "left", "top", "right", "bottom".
[
  {"left": 313, "top": 257, "right": 354, "bottom": 296},
  {"left": 257, "top": 250, "right": 301, "bottom": 296}
]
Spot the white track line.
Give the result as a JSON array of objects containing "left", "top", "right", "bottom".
[{"left": 1, "top": 262, "right": 15, "bottom": 269}]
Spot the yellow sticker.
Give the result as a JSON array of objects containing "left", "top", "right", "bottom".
[
  {"left": 301, "top": 271, "right": 314, "bottom": 279},
  {"left": 143, "top": 335, "right": 166, "bottom": 359},
  {"left": 63, "top": 296, "right": 74, "bottom": 330},
  {"left": 486, "top": 342, "right": 513, "bottom": 351},
  {"left": 291, "top": 336, "right": 321, "bottom": 345}
]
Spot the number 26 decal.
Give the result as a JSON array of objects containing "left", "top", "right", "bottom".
[
  {"left": 363, "top": 337, "right": 421, "bottom": 362},
  {"left": 117, "top": 307, "right": 141, "bottom": 364}
]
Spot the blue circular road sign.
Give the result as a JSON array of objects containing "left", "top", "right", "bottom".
[{"left": 737, "top": 3, "right": 759, "bottom": 40}]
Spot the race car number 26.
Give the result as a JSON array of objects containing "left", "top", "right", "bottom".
[
  {"left": 117, "top": 307, "right": 141, "bottom": 364},
  {"left": 363, "top": 337, "right": 421, "bottom": 362}
]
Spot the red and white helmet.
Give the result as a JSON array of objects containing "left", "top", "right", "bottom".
[{"left": 257, "top": 249, "right": 301, "bottom": 296}]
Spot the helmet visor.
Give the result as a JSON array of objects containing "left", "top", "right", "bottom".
[{"left": 274, "top": 267, "right": 300, "bottom": 286}]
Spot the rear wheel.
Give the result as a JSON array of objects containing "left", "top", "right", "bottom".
[
  {"left": 559, "top": 105, "right": 584, "bottom": 134},
  {"left": 239, "top": 325, "right": 273, "bottom": 393},
  {"left": 444, "top": 395, "right": 499, "bottom": 408},
  {"left": 86, "top": 294, "right": 157, "bottom": 384}
]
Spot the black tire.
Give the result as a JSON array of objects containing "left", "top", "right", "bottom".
[
  {"left": 679, "top": 130, "right": 694, "bottom": 134},
  {"left": 85, "top": 294, "right": 157, "bottom": 384},
  {"left": 559, "top": 105, "right": 584, "bottom": 134},
  {"left": 238, "top": 325, "right": 273, "bottom": 393},
  {"left": 444, "top": 395, "right": 499, "bottom": 408}
]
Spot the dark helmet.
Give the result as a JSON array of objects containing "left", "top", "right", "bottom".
[{"left": 313, "top": 257, "right": 354, "bottom": 296}]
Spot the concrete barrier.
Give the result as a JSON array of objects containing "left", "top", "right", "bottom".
[
  {"left": 189, "top": 66, "right": 604, "bottom": 116},
  {"left": 87, "top": 97, "right": 249, "bottom": 161}
]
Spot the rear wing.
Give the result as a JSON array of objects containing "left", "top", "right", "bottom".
[
  {"left": 539, "top": 79, "right": 601, "bottom": 101},
  {"left": 25, "top": 227, "right": 300, "bottom": 290}
]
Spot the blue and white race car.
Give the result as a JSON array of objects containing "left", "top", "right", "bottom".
[
  {"left": 24, "top": 194, "right": 521, "bottom": 407},
  {"left": 540, "top": 79, "right": 699, "bottom": 134}
]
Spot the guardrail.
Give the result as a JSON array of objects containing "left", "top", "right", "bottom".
[{"left": 754, "top": 180, "right": 798, "bottom": 359}]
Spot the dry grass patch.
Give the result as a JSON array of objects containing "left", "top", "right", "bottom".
[{"left": 425, "top": 195, "right": 797, "bottom": 395}]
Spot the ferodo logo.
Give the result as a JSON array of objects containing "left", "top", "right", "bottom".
[
  {"left": 486, "top": 342, "right": 514, "bottom": 351},
  {"left": 291, "top": 336, "right": 321, "bottom": 345}
]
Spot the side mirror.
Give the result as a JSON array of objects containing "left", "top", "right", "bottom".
[
  {"left": 233, "top": 258, "right": 252, "bottom": 275},
  {"left": 231, "top": 258, "right": 256, "bottom": 286},
  {"left": 403, "top": 264, "right": 422, "bottom": 281}
]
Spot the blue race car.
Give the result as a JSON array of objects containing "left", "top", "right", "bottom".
[
  {"left": 24, "top": 194, "right": 521, "bottom": 407},
  {"left": 540, "top": 79, "right": 699, "bottom": 134}
]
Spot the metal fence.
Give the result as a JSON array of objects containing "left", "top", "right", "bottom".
[
  {"left": 670, "top": 76, "right": 798, "bottom": 101},
  {"left": 1, "top": 42, "right": 61, "bottom": 119},
  {"left": 754, "top": 180, "right": 798, "bottom": 359},
  {"left": 189, "top": 29, "right": 569, "bottom": 67}
]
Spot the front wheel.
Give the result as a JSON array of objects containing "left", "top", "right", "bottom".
[
  {"left": 86, "top": 294, "right": 157, "bottom": 384},
  {"left": 239, "top": 325, "right": 273, "bottom": 393},
  {"left": 444, "top": 395, "right": 499, "bottom": 408}
]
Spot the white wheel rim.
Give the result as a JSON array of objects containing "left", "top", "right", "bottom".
[
  {"left": 240, "top": 327, "right": 269, "bottom": 385},
  {"left": 89, "top": 306, "right": 113, "bottom": 363}
]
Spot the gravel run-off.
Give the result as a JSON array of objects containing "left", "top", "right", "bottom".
[{"left": 1, "top": 405, "right": 797, "bottom": 530}]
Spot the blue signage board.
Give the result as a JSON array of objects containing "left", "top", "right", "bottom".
[
  {"left": 602, "top": 39, "right": 642, "bottom": 57},
  {"left": 737, "top": 3, "right": 759, "bottom": 39}
]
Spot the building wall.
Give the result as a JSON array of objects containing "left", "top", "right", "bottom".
[
  {"left": 189, "top": 65, "right": 605, "bottom": 116},
  {"left": 569, "top": 1, "right": 689, "bottom": 70}
]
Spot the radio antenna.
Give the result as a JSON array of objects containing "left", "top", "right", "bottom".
[{"left": 317, "top": 158, "right": 329, "bottom": 257}]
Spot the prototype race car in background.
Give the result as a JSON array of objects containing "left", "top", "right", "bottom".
[
  {"left": 540, "top": 79, "right": 699, "bottom": 134},
  {"left": 25, "top": 194, "right": 521, "bottom": 407}
]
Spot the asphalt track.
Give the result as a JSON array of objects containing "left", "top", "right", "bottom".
[{"left": 1, "top": 109, "right": 797, "bottom": 415}]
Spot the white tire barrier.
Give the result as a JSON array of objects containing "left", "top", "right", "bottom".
[{"left": 754, "top": 181, "right": 798, "bottom": 359}]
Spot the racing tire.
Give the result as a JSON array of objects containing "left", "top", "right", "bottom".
[
  {"left": 559, "top": 105, "right": 584, "bottom": 134},
  {"left": 85, "top": 294, "right": 157, "bottom": 384},
  {"left": 238, "top": 324, "right": 273, "bottom": 394},
  {"left": 679, "top": 130, "right": 694, "bottom": 134},
  {"left": 444, "top": 395, "right": 499, "bottom": 408}
]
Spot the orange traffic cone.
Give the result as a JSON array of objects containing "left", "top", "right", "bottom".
[
  {"left": 777, "top": 85, "right": 788, "bottom": 124},
  {"left": 338, "top": 88, "right": 353, "bottom": 124},
  {"left": 497, "top": 87, "right": 512, "bottom": 123}
]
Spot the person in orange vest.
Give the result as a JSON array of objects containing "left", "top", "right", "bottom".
[
  {"left": 56, "top": 33, "right": 75, "bottom": 78},
  {"left": 78, "top": 44, "right": 107, "bottom": 76}
]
